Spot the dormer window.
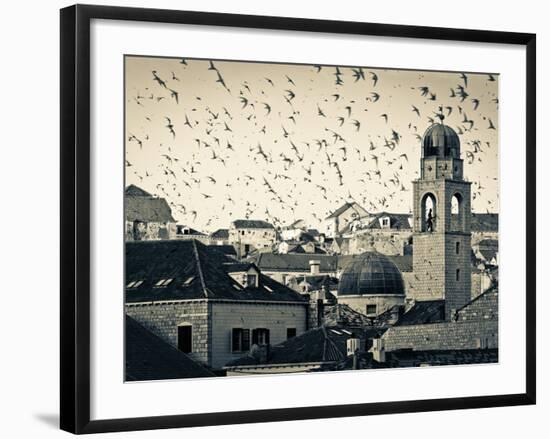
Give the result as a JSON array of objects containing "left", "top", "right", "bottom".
[
  {"left": 381, "top": 217, "right": 390, "bottom": 228},
  {"left": 246, "top": 274, "right": 258, "bottom": 288},
  {"left": 154, "top": 278, "right": 173, "bottom": 287},
  {"left": 183, "top": 276, "right": 195, "bottom": 286},
  {"left": 126, "top": 280, "right": 143, "bottom": 288}
]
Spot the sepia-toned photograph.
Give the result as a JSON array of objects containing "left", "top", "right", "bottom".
[{"left": 124, "top": 55, "right": 499, "bottom": 381}]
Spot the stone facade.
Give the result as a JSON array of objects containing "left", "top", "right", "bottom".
[
  {"left": 346, "top": 229, "right": 412, "bottom": 256},
  {"left": 125, "top": 300, "right": 211, "bottom": 365},
  {"left": 338, "top": 294, "right": 405, "bottom": 317},
  {"left": 229, "top": 221, "right": 277, "bottom": 257},
  {"left": 210, "top": 301, "right": 307, "bottom": 368},
  {"left": 412, "top": 155, "right": 472, "bottom": 319},
  {"left": 126, "top": 299, "right": 307, "bottom": 369}
]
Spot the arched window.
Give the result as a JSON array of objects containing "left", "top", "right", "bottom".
[
  {"left": 177, "top": 324, "right": 192, "bottom": 353},
  {"left": 450, "top": 193, "right": 464, "bottom": 231},
  {"left": 421, "top": 193, "right": 437, "bottom": 232}
]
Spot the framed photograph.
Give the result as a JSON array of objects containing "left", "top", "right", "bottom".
[{"left": 60, "top": 4, "right": 536, "bottom": 434}]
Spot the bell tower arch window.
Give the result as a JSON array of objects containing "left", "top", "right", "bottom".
[
  {"left": 450, "top": 192, "right": 465, "bottom": 231},
  {"left": 421, "top": 192, "right": 437, "bottom": 232}
]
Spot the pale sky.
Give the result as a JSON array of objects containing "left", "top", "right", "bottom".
[{"left": 125, "top": 56, "right": 499, "bottom": 233}]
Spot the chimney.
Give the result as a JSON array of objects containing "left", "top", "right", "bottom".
[
  {"left": 309, "top": 259, "right": 321, "bottom": 275},
  {"left": 372, "top": 338, "right": 386, "bottom": 363}
]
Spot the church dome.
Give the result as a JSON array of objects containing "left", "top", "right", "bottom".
[
  {"left": 338, "top": 252, "right": 405, "bottom": 296},
  {"left": 422, "top": 123, "right": 460, "bottom": 158}
]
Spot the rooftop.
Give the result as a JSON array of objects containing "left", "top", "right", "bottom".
[
  {"left": 326, "top": 202, "right": 368, "bottom": 220},
  {"left": 254, "top": 253, "right": 338, "bottom": 272},
  {"left": 338, "top": 252, "right": 405, "bottom": 296},
  {"left": 232, "top": 219, "right": 274, "bottom": 229},
  {"left": 125, "top": 315, "right": 215, "bottom": 381},
  {"left": 225, "top": 324, "right": 385, "bottom": 368},
  {"left": 125, "top": 240, "right": 307, "bottom": 304}
]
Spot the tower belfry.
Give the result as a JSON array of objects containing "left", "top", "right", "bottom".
[{"left": 412, "top": 120, "right": 472, "bottom": 319}]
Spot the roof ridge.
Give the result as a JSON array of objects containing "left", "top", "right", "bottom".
[{"left": 192, "top": 240, "right": 209, "bottom": 298}]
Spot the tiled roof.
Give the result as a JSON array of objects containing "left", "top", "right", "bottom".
[
  {"left": 225, "top": 324, "right": 385, "bottom": 368},
  {"left": 471, "top": 213, "right": 499, "bottom": 232},
  {"left": 125, "top": 240, "right": 307, "bottom": 303},
  {"left": 455, "top": 287, "right": 498, "bottom": 321},
  {"left": 395, "top": 300, "right": 445, "bottom": 326},
  {"left": 208, "top": 244, "right": 237, "bottom": 257},
  {"left": 295, "top": 274, "right": 338, "bottom": 291},
  {"left": 210, "top": 228, "right": 229, "bottom": 239},
  {"left": 125, "top": 315, "right": 215, "bottom": 381},
  {"left": 125, "top": 188, "right": 176, "bottom": 223},
  {"left": 254, "top": 253, "right": 338, "bottom": 272},
  {"left": 326, "top": 202, "right": 368, "bottom": 219},
  {"left": 324, "top": 304, "right": 376, "bottom": 327},
  {"left": 232, "top": 219, "right": 274, "bottom": 229},
  {"left": 364, "top": 212, "right": 412, "bottom": 230},
  {"left": 323, "top": 348, "right": 498, "bottom": 371}
]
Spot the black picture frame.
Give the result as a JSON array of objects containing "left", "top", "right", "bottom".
[{"left": 60, "top": 4, "right": 536, "bottom": 434}]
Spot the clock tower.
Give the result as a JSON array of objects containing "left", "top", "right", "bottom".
[{"left": 412, "top": 118, "right": 472, "bottom": 320}]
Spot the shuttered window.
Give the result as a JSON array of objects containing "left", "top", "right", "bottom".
[
  {"left": 252, "top": 328, "right": 270, "bottom": 346},
  {"left": 231, "top": 328, "right": 250, "bottom": 352}
]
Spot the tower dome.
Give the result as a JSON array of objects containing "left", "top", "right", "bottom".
[
  {"left": 338, "top": 252, "right": 405, "bottom": 296},
  {"left": 422, "top": 122, "right": 460, "bottom": 159}
]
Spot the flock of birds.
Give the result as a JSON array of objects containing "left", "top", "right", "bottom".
[{"left": 125, "top": 57, "right": 499, "bottom": 232}]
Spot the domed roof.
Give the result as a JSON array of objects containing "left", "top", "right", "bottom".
[
  {"left": 422, "top": 123, "right": 460, "bottom": 158},
  {"left": 338, "top": 252, "right": 405, "bottom": 296}
]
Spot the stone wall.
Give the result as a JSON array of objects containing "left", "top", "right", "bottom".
[
  {"left": 125, "top": 220, "right": 176, "bottom": 241},
  {"left": 347, "top": 230, "right": 412, "bottom": 256},
  {"left": 125, "top": 301, "right": 211, "bottom": 365},
  {"left": 338, "top": 294, "right": 405, "bottom": 317}
]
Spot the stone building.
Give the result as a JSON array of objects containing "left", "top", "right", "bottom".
[
  {"left": 324, "top": 202, "right": 369, "bottom": 238},
  {"left": 229, "top": 219, "right": 277, "bottom": 257},
  {"left": 125, "top": 239, "right": 316, "bottom": 370},
  {"left": 210, "top": 228, "right": 230, "bottom": 245},
  {"left": 380, "top": 287, "right": 498, "bottom": 352},
  {"left": 411, "top": 122, "right": 472, "bottom": 319},
  {"left": 337, "top": 252, "right": 407, "bottom": 317},
  {"left": 125, "top": 185, "right": 177, "bottom": 241},
  {"left": 174, "top": 225, "right": 211, "bottom": 244}
]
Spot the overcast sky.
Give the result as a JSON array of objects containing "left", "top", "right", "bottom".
[{"left": 125, "top": 56, "right": 499, "bottom": 233}]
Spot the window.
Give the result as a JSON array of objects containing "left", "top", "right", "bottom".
[
  {"left": 177, "top": 325, "right": 192, "bottom": 353},
  {"left": 232, "top": 328, "right": 250, "bottom": 352},
  {"left": 456, "top": 242, "right": 460, "bottom": 254},
  {"left": 154, "top": 278, "right": 173, "bottom": 287},
  {"left": 366, "top": 304, "right": 377, "bottom": 315},
  {"left": 456, "top": 268, "right": 460, "bottom": 281},
  {"left": 246, "top": 274, "right": 257, "bottom": 288},
  {"left": 421, "top": 193, "right": 436, "bottom": 232},
  {"left": 126, "top": 280, "right": 143, "bottom": 288},
  {"left": 287, "top": 328, "right": 297, "bottom": 339},
  {"left": 252, "top": 328, "right": 270, "bottom": 346},
  {"left": 183, "top": 276, "right": 195, "bottom": 286}
]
